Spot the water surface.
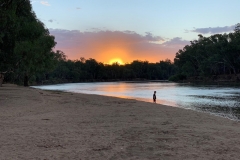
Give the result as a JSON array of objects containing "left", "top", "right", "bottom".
[{"left": 32, "top": 82, "right": 240, "bottom": 121}]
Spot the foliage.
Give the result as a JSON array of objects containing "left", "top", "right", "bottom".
[
  {"left": 0, "top": 0, "right": 57, "bottom": 86},
  {"left": 168, "top": 74, "right": 187, "bottom": 82},
  {"left": 33, "top": 58, "right": 177, "bottom": 84},
  {"left": 174, "top": 24, "right": 240, "bottom": 81}
]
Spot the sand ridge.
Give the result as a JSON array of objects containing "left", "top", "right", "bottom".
[{"left": 0, "top": 84, "right": 240, "bottom": 159}]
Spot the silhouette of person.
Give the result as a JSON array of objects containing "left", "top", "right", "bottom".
[{"left": 153, "top": 91, "right": 156, "bottom": 103}]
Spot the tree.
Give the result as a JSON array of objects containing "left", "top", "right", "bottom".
[
  {"left": 234, "top": 23, "right": 240, "bottom": 33},
  {"left": 0, "top": 0, "right": 57, "bottom": 86},
  {"left": 0, "top": 0, "right": 19, "bottom": 86},
  {"left": 173, "top": 23, "right": 240, "bottom": 81},
  {"left": 85, "top": 58, "right": 100, "bottom": 79},
  {"left": 14, "top": 30, "right": 56, "bottom": 86}
]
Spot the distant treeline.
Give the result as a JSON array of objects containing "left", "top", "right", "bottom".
[
  {"left": 1, "top": 0, "right": 240, "bottom": 86},
  {"left": 34, "top": 55, "right": 176, "bottom": 84}
]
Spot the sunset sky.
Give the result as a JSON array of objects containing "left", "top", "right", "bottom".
[{"left": 31, "top": 0, "right": 240, "bottom": 64}]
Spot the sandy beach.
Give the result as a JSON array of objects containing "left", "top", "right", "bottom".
[{"left": 1, "top": 84, "right": 240, "bottom": 160}]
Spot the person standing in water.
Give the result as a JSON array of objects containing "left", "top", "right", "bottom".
[{"left": 153, "top": 91, "right": 156, "bottom": 103}]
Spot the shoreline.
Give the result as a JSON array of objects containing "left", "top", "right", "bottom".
[
  {"left": 1, "top": 84, "right": 240, "bottom": 159},
  {"left": 32, "top": 82, "right": 240, "bottom": 122}
]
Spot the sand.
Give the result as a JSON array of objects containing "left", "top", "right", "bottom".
[{"left": 1, "top": 84, "right": 240, "bottom": 160}]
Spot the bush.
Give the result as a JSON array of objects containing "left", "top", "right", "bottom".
[{"left": 168, "top": 74, "right": 187, "bottom": 82}]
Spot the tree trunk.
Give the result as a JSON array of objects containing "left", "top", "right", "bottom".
[
  {"left": 231, "top": 67, "right": 240, "bottom": 81},
  {"left": 0, "top": 73, "right": 4, "bottom": 87},
  {"left": 24, "top": 73, "right": 29, "bottom": 86}
]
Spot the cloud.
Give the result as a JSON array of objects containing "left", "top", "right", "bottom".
[
  {"left": 49, "top": 29, "right": 189, "bottom": 63},
  {"left": 188, "top": 25, "right": 236, "bottom": 34},
  {"left": 40, "top": 1, "right": 50, "bottom": 6},
  {"left": 76, "top": 7, "right": 81, "bottom": 10},
  {"left": 145, "top": 32, "right": 164, "bottom": 42},
  {"left": 162, "top": 37, "right": 189, "bottom": 48}
]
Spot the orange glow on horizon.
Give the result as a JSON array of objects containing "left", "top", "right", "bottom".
[
  {"left": 53, "top": 30, "right": 179, "bottom": 64},
  {"left": 108, "top": 58, "right": 124, "bottom": 65},
  {"left": 99, "top": 48, "right": 129, "bottom": 65},
  {"left": 64, "top": 46, "right": 174, "bottom": 64},
  {"left": 61, "top": 41, "right": 175, "bottom": 64}
]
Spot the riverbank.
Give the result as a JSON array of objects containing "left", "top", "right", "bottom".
[
  {"left": 1, "top": 84, "right": 240, "bottom": 159},
  {"left": 184, "top": 74, "right": 240, "bottom": 84}
]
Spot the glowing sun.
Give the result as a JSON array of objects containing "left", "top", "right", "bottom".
[{"left": 109, "top": 58, "right": 124, "bottom": 65}]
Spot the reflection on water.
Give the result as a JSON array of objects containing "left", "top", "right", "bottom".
[
  {"left": 32, "top": 82, "right": 240, "bottom": 121},
  {"left": 190, "top": 92, "right": 240, "bottom": 120}
]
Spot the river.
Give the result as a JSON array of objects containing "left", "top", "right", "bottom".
[{"left": 32, "top": 82, "right": 240, "bottom": 121}]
